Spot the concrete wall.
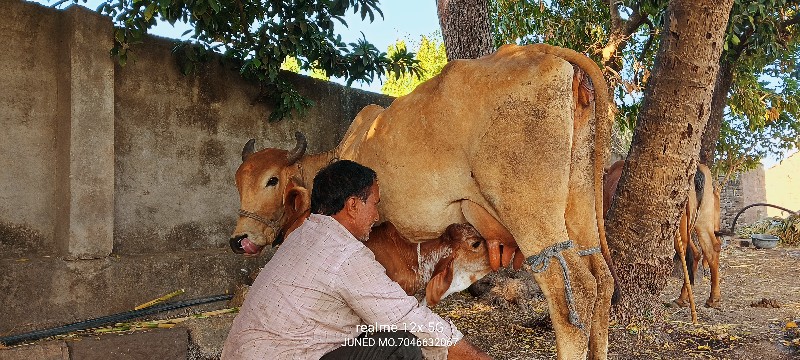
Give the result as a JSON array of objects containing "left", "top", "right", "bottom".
[
  {"left": 719, "top": 166, "right": 767, "bottom": 230},
  {"left": 765, "top": 152, "right": 800, "bottom": 217},
  {"left": 720, "top": 165, "right": 767, "bottom": 229},
  {"left": 111, "top": 35, "right": 390, "bottom": 255},
  {"left": 1, "top": 0, "right": 392, "bottom": 333},
  {"left": 1, "top": 0, "right": 64, "bottom": 258}
]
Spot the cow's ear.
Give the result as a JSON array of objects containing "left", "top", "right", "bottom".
[
  {"left": 425, "top": 256, "right": 454, "bottom": 307},
  {"left": 285, "top": 187, "right": 309, "bottom": 213},
  {"left": 284, "top": 179, "right": 309, "bottom": 213},
  {"left": 242, "top": 139, "right": 256, "bottom": 162}
]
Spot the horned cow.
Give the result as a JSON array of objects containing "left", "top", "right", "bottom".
[{"left": 230, "top": 44, "right": 615, "bottom": 359}]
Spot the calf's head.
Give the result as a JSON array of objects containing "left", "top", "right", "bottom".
[
  {"left": 425, "top": 223, "right": 492, "bottom": 306},
  {"left": 230, "top": 133, "right": 310, "bottom": 255}
]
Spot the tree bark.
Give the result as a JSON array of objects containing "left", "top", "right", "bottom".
[
  {"left": 699, "top": 62, "right": 735, "bottom": 166},
  {"left": 436, "top": 0, "right": 494, "bottom": 60},
  {"left": 605, "top": 0, "right": 733, "bottom": 321}
]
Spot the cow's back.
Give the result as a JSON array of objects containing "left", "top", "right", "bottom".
[{"left": 344, "top": 45, "right": 580, "bottom": 242}]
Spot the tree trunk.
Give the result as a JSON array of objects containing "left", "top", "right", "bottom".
[
  {"left": 699, "top": 62, "right": 735, "bottom": 166},
  {"left": 605, "top": 0, "right": 733, "bottom": 321},
  {"left": 436, "top": 0, "right": 494, "bottom": 60}
]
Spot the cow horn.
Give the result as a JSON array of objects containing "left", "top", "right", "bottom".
[
  {"left": 287, "top": 132, "right": 307, "bottom": 165},
  {"left": 242, "top": 139, "right": 256, "bottom": 162}
]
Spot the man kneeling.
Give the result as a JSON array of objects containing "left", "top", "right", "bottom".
[{"left": 221, "top": 160, "right": 491, "bottom": 360}]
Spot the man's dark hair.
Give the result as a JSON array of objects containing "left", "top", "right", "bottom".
[{"left": 310, "top": 160, "right": 377, "bottom": 216}]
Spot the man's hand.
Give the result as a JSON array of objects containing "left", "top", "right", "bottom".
[{"left": 448, "top": 339, "right": 492, "bottom": 360}]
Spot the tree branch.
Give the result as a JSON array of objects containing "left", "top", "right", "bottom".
[
  {"left": 633, "top": 19, "right": 655, "bottom": 86},
  {"left": 636, "top": 17, "right": 656, "bottom": 65},
  {"left": 601, "top": 1, "right": 647, "bottom": 69}
]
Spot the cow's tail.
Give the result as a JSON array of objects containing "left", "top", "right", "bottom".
[
  {"left": 685, "top": 246, "right": 695, "bottom": 285},
  {"left": 528, "top": 44, "right": 617, "bottom": 303}
]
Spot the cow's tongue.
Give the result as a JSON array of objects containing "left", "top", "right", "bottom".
[{"left": 241, "top": 238, "right": 263, "bottom": 254}]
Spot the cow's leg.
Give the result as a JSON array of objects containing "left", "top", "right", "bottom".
[
  {"left": 469, "top": 56, "right": 599, "bottom": 359},
  {"left": 565, "top": 190, "right": 611, "bottom": 360},
  {"left": 687, "top": 232, "right": 702, "bottom": 281},
  {"left": 565, "top": 177, "right": 611, "bottom": 359},
  {"left": 582, "top": 252, "right": 612, "bottom": 360},
  {"left": 674, "top": 210, "right": 698, "bottom": 323},
  {"left": 697, "top": 227, "right": 722, "bottom": 308},
  {"left": 461, "top": 202, "right": 600, "bottom": 359},
  {"left": 532, "top": 252, "right": 597, "bottom": 360}
]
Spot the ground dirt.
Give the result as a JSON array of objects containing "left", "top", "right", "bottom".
[
  {"left": 432, "top": 242, "right": 800, "bottom": 359},
  {"left": 4, "top": 242, "right": 796, "bottom": 360}
]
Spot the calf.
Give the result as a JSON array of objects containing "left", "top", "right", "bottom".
[{"left": 366, "top": 222, "right": 492, "bottom": 307}]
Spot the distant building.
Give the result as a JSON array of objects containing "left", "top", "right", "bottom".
[{"left": 765, "top": 152, "right": 800, "bottom": 217}]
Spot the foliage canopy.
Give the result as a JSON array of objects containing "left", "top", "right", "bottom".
[
  {"left": 488, "top": 0, "right": 800, "bottom": 177},
  {"left": 57, "top": 0, "right": 421, "bottom": 121},
  {"left": 381, "top": 35, "right": 448, "bottom": 97}
]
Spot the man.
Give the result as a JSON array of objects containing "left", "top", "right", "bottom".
[{"left": 222, "top": 160, "right": 491, "bottom": 360}]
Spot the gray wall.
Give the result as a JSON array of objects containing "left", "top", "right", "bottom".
[
  {"left": 1, "top": 0, "right": 392, "bottom": 333},
  {"left": 1, "top": 1, "right": 64, "bottom": 257},
  {"left": 720, "top": 166, "right": 767, "bottom": 231}
]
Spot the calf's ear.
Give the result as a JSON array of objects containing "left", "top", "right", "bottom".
[{"left": 425, "top": 256, "right": 454, "bottom": 307}]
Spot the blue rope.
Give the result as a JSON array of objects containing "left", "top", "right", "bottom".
[{"left": 526, "top": 240, "right": 600, "bottom": 331}]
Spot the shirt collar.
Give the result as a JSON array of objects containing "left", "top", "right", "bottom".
[{"left": 309, "top": 213, "right": 357, "bottom": 241}]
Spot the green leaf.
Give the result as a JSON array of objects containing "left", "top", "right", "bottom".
[
  {"left": 208, "top": 0, "right": 220, "bottom": 13},
  {"left": 144, "top": 4, "right": 156, "bottom": 21}
]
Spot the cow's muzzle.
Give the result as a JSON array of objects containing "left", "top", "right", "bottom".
[
  {"left": 230, "top": 234, "right": 247, "bottom": 254},
  {"left": 229, "top": 234, "right": 264, "bottom": 255}
]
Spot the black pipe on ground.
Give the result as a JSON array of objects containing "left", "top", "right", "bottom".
[{"left": 0, "top": 294, "right": 233, "bottom": 347}]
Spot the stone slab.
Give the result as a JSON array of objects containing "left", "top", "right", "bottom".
[
  {"left": 0, "top": 341, "right": 69, "bottom": 360},
  {"left": 67, "top": 328, "right": 187, "bottom": 360}
]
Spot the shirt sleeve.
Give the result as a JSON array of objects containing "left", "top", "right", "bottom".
[{"left": 334, "top": 246, "right": 464, "bottom": 350}]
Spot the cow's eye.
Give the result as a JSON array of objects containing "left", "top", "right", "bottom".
[
  {"left": 266, "top": 177, "right": 279, "bottom": 187},
  {"left": 471, "top": 240, "right": 482, "bottom": 249}
]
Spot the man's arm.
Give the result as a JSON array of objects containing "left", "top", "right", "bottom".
[
  {"left": 448, "top": 339, "right": 493, "bottom": 360},
  {"left": 336, "top": 247, "right": 462, "bottom": 343}
]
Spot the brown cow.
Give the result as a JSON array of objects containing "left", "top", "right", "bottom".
[
  {"left": 602, "top": 160, "right": 722, "bottom": 314},
  {"left": 673, "top": 165, "right": 723, "bottom": 310},
  {"left": 231, "top": 44, "right": 615, "bottom": 359}
]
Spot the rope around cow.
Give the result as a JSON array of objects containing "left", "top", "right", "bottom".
[{"left": 526, "top": 240, "right": 600, "bottom": 332}]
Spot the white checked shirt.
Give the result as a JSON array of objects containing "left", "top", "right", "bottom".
[{"left": 221, "top": 214, "right": 463, "bottom": 360}]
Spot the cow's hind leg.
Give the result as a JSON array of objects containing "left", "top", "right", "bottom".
[
  {"left": 565, "top": 188, "right": 612, "bottom": 360},
  {"left": 469, "top": 55, "right": 598, "bottom": 358},
  {"left": 673, "top": 209, "right": 697, "bottom": 319},
  {"left": 697, "top": 227, "right": 722, "bottom": 308},
  {"left": 583, "top": 252, "right": 612, "bottom": 360},
  {"left": 532, "top": 251, "right": 598, "bottom": 359}
]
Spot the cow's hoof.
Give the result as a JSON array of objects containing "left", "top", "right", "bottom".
[
  {"left": 671, "top": 299, "right": 689, "bottom": 308},
  {"left": 705, "top": 300, "right": 721, "bottom": 309}
]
